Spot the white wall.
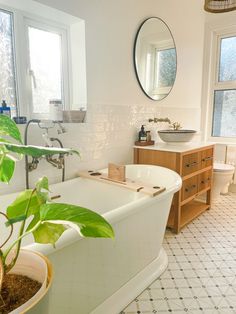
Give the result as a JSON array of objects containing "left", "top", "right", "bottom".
[
  {"left": 36, "top": 0, "right": 205, "bottom": 108},
  {"left": 1, "top": 0, "right": 206, "bottom": 194}
]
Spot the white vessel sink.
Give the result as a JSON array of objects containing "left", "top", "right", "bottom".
[{"left": 158, "top": 129, "right": 196, "bottom": 143}]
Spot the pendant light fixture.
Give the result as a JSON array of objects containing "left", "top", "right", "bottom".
[{"left": 204, "top": 0, "right": 236, "bottom": 13}]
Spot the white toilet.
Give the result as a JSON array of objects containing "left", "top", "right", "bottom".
[{"left": 212, "top": 162, "right": 235, "bottom": 199}]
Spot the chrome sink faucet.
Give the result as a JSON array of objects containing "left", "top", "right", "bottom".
[{"left": 148, "top": 117, "right": 171, "bottom": 124}]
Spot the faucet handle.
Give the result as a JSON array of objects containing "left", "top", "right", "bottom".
[
  {"left": 42, "top": 133, "right": 53, "bottom": 147},
  {"left": 148, "top": 117, "right": 171, "bottom": 124},
  {"left": 28, "top": 157, "right": 39, "bottom": 172},
  {"left": 56, "top": 122, "right": 66, "bottom": 134}
]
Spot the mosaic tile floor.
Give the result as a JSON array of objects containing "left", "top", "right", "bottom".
[{"left": 121, "top": 193, "right": 236, "bottom": 314}]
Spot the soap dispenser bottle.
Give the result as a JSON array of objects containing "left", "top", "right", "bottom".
[
  {"left": 1, "top": 100, "right": 11, "bottom": 117},
  {"left": 139, "top": 125, "right": 147, "bottom": 142}
]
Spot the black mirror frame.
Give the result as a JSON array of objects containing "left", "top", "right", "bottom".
[{"left": 133, "top": 17, "right": 177, "bottom": 101}]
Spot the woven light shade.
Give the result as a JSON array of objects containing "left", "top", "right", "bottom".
[{"left": 204, "top": 0, "right": 236, "bottom": 12}]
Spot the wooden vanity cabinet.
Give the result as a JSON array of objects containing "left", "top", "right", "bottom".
[{"left": 134, "top": 144, "right": 214, "bottom": 234}]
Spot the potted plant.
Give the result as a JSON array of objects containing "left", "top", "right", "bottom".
[{"left": 0, "top": 115, "right": 114, "bottom": 313}]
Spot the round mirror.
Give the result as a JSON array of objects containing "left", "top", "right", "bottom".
[{"left": 134, "top": 17, "right": 177, "bottom": 101}]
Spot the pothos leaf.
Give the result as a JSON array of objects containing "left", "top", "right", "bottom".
[
  {"left": 36, "top": 176, "right": 49, "bottom": 192},
  {"left": 31, "top": 219, "right": 66, "bottom": 245},
  {"left": 0, "top": 115, "right": 22, "bottom": 143},
  {"left": 0, "top": 155, "right": 15, "bottom": 183},
  {"left": 40, "top": 203, "right": 114, "bottom": 239},
  {"left": 36, "top": 176, "right": 50, "bottom": 202},
  {"left": 6, "top": 190, "right": 43, "bottom": 220},
  {"left": 3, "top": 143, "right": 80, "bottom": 158}
]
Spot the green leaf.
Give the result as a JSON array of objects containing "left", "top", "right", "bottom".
[
  {"left": 7, "top": 190, "right": 43, "bottom": 220},
  {"left": 27, "top": 213, "right": 66, "bottom": 245},
  {"left": 32, "top": 222, "right": 66, "bottom": 245},
  {"left": 3, "top": 143, "right": 80, "bottom": 158},
  {"left": 6, "top": 177, "right": 51, "bottom": 224},
  {"left": 40, "top": 203, "right": 114, "bottom": 239},
  {"left": 36, "top": 177, "right": 50, "bottom": 202},
  {"left": 36, "top": 176, "right": 49, "bottom": 192},
  {"left": 0, "top": 156, "right": 15, "bottom": 183},
  {"left": 26, "top": 212, "right": 40, "bottom": 231},
  {"left": 6, "top": 214, "right": 26, "bottom": 226},
  {"left": 0, "top": 115, "right": 22, "bottom": 143},
  {"left": 0, "top": 138, "right": 10, "bottom": 143}
]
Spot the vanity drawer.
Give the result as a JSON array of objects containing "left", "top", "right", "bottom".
[
  {"left": 182, "top": 176, "right": 198, "bottom": 201},
  {"left": 182, "top": 153, "right": 200, "bottom": 176},
  {"left": 200, "top": 148, "right": 214, "bottom": 169},
  {"left": 198, "top": 170, "right": 212, "bottom": 192}
]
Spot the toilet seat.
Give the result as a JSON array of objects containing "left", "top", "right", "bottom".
[{"left": 213, "top": 162, "right": 235, "bottom": 172}]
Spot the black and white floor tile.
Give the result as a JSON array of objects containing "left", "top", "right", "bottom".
[{"left": 121, "top": 193, "right": 236, "bottom": 314}]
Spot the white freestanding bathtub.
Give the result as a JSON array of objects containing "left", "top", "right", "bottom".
[{"left": 1, "top": 165, "right": 181, "bottom": 314}]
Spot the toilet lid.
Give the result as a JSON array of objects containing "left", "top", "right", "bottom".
[{"left": 214, "top": 162, "right": 235, "bottom": 172}]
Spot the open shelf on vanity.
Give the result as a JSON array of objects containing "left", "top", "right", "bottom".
[{"left": 167, "top": 199, "right": 210, "bottom": 230}]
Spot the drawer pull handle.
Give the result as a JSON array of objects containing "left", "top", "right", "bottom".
[
  {"left": 202, "top": 156, "right": 213, "bottom": 162},
  {"left": 201, "top": 177, "right": 211, "bottom": 184},
  {"left": 185, "top": 184, "right": 197, "bottom": 192},
  {"left": 185, "top": 161, "right": 198, "bottom": 168}
]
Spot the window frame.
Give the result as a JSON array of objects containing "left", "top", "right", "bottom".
[
  {"left": 148, "top": 39, "right": 176, "bottom": 100},
  {"left": 203, "top": 22, "right": 236, "bottom": 143},
  {"left": 23, "top": 17, "right": 70, "bottom": 120},
  {"left": 153, "top": 46, "right": 176, "bottom": 98},
  {"left": 0, "top": 7, "right": 19, "bottom": 115},
  {"left": 0, "top": 3, "right": 72, "bottom": 119}
]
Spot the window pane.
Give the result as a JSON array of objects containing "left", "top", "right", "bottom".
[
  {"left": 0, "top": 9, "right": 17, "bottom": 113},
  {"left": 28, "top": 26, "right": 62, "bottom": 114},
  {"left": 219, "top": 36, "right": 236, "bottom": 82},
  {"left": 155, "top": 48, "right": 176, "bottom": 88},
  {"left": 212, "top": 90, "right": 236, "bottom": 137}
]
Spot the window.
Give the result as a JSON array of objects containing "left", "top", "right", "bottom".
[
  {"left": 154, "top": 48, "right": 176, "bottom": 95},
  {"left": 0, "top": 9, "right": 17, "bottom": 115},
  {"left": 209, "top": 30, "right": 236, "bottom": 139},
  {"left": 0, "top": 8, "right": 68, "bottom": 119},
  {"left": 26, "top": 21, "right": 66, "bottom": 118},
  {"left": 148, "top": 41, "right": 176, "bottom": 101},
  {"left": 0, "top": 3, "right": 87, "bottom": 120}
]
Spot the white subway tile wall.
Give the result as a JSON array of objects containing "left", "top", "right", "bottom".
[{"left": 0, "top": 104, "right": 200, "bottom": 195}]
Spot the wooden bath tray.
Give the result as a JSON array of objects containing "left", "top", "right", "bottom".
[
  {"left": 135, "top": 140, "right": 155, "bottom": 146},
  {"left": 78, "top": 171, "right": 166, "bottom": 197}
]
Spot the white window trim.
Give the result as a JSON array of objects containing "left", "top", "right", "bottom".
[
  {"left": 202, "top": 21, "right": 236, "bottom": 144},
  {"left": 0, "top": 1, "right": 87, "bottom": 120},
  {"left": 1, "top": 4, "right": 72, "bottom": 119},
  {"left": 0, "top": 6, "right": 19, "bottom": 114},
  {"left": 147, "top": 39, "right": 175, "bottom": 97},
  {"left": 23, "top": 17, "right": 70, "bottom": 119}
]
